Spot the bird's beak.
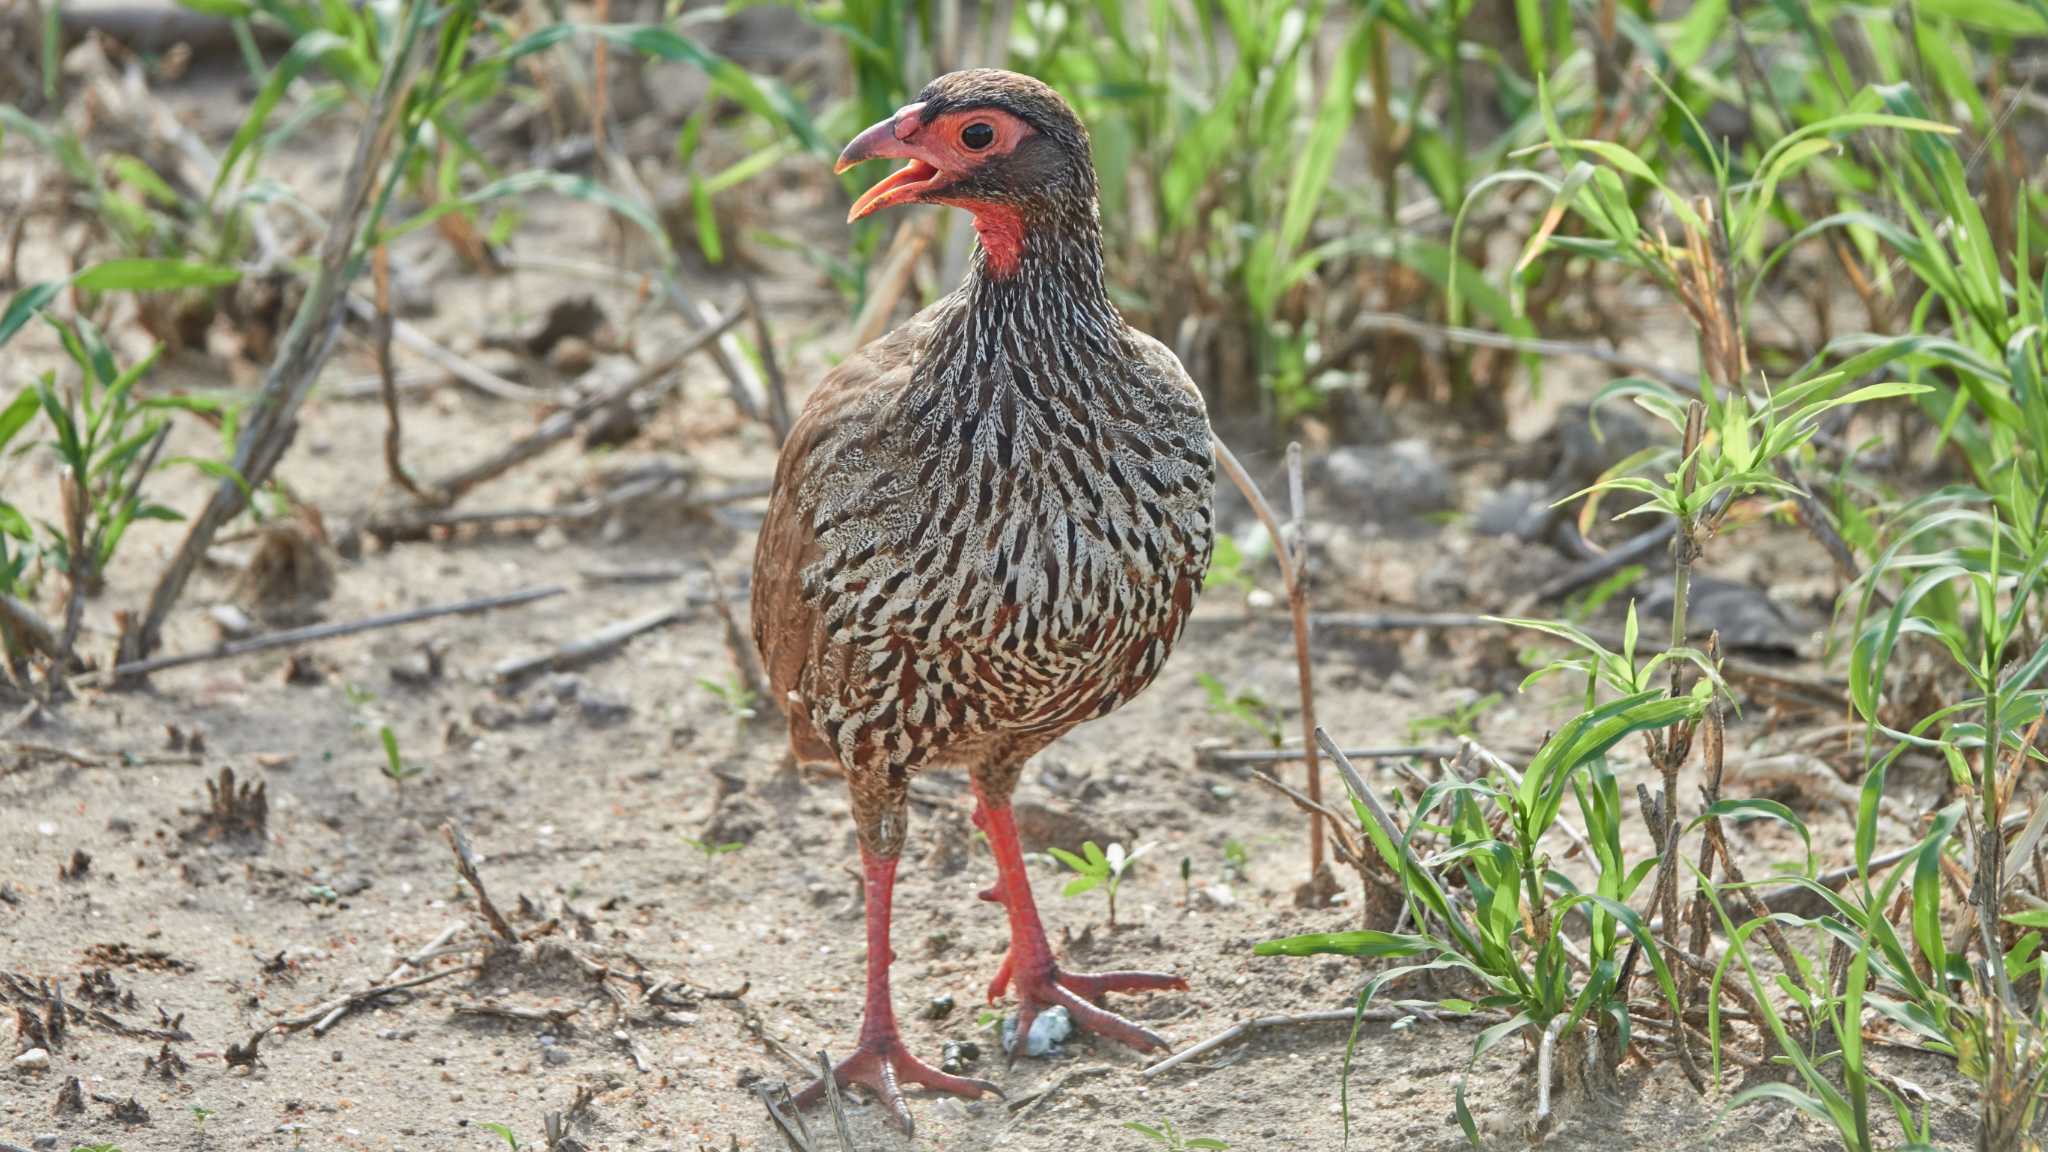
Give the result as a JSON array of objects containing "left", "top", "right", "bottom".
[{"left": 836, "top": 102, "right": 941, "bottom": 223}]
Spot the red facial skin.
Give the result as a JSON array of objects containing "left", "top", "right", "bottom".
[{"left": 836, "top": 104, "right": 1038, "bottom": 276}]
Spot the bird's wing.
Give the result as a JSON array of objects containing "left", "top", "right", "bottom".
[{"left": 751, "top": 322, "right": 921, "bottom": 761}]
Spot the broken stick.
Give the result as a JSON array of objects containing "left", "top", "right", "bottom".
[{"left": 97, "top": 585, "right": 566, "bottom": 683}]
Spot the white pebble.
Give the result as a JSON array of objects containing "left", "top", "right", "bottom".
[{"left": 13, "top": 1048, "right": 50, "bottom": 1071}]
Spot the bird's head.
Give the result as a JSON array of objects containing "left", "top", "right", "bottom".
[{"left": 835, "top": 69, "right": 1095, "bottom": 276}]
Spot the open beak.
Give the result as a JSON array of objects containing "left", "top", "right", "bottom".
[{"left": 836, "top": 103, "right": 943, "bottom": 223}]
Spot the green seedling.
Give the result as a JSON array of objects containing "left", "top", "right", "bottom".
[
  {"left": 1197, "top": 674, "right": 1283, "bottom": 748},
  {"left": 1221, "top": 840, "right": 1250, "bottom": 883},
  {"left": 698, "top": 673, "right": 759, "bottom": 725},
  {"left": 379, "top": 726, "right": 423, "bottom": 793},
  {"left": 1048, "top": 840, "right": 1152, "bottom": 928},
  {"left": 1406, "top": 692, "right": 1501, "bottom": 744},
  {"left": 683, "top": 837, "right": 743, "bottom": 861},
  {"left": 477, "top": 1121, "right": 521, "bottom": 1151},
  {"left": 1202, "top": 534, "right": 1254, "bottom": 596}
]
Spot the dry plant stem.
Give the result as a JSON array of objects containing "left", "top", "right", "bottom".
[
  {"left": 1250, "top": 770, "right": 1367, "bottom": 869},
  {"left": 0, "top": 593, "right": 63, "bottom": 665},
  {"left": 491, "top": 606, "right": 683, "bottom": 683},
  {"left": 442, "top": 820, "right": 518, "bottom": 946},
  {"left": 1706, "top": 820, "right": 1817, "bottom": 1013},
  {"left": 99, "top": 584, "right": 565, "bottom": 682},
  {"left": 1213, "top": 435, "right": 1325, "bottom": 876},
  {"left": 1522, "top": 521, "right": 1678, "bottom": 606},
  {"left": 816, "top": 1049, "right": 856, "bottom": 1150},
  {"left": 1317, "top": 728, "right": 1428, "bottom": 882},
  {"left": 362, "top": 467, "right": 692, "bottom": 540},
  {"left": 1142, "top": 1006, "right": 1497, "bottom": 1078},
  {"left": 384, "top": 923, "right": 463, "bottom": 982},
  {"left": 342, "top": 296, "right": 541, "bottom": 402},
  {"left": 1772, "top": 457, "right": 1871, "bottom": 594},
  {"left": 1004, "top": 1067, "right": 1112, "bottom": 1128},
  {"left": 1666, "top": 946, "right": 1769, "bottom": 1041},
  {"left": 373, "top": 245, "right": 433, "bottom": 501},
  {"left": 123, "top": 21, "right": 429, "bottom": 667},
  {"left": 1205, "top": 743, "right": 1458, "bottom": 767},
  {"left": 702, "top": 559, "right": 772, "bottom": 715},
  {"left": 755, "top": 1083, "right": 816, "bottom": 1152},
  {"left": 852, "top": 215, "right": 935, "bottom": 351},
  {"left": 1307, "top": 311, "right": 1696, "bottom": 392},
  {"left": 425, "top": 306, "right": 743, "bottom": 504},
  {"left": 740, "top": 269, "right": 794, "bottom": 443},
  {"left": 52, "top": 458, "right": 90, "bottom": 690},
  {"left": 284, "top": 961, "right": 484, "bottom": 1036}
]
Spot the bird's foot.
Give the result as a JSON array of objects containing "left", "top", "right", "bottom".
[
  {"left": 988, "top": 953, "right": 1186, "bottom": 1056},
  {"left": 794, "top": 1031, "right": 1001, "bottom": 1135}
]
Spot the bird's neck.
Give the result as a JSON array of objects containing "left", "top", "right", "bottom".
[{"left": 960, "top": 195, "right": 1115, "bottom": 326}]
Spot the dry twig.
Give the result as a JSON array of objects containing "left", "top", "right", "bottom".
[
  {"left": 443, "top": 820, "right": 519, "bottom": 945},
  {"left": 420, "top": 306, "right": 742, "bottom": 505},
  {"left": 492, "top": 606, "right": 684, "bottom": 683},
  {"left": 96, "top": 585, "right": 565, "bottom": 682}
]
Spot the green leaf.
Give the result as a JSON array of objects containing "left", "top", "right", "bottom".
[
  {"left": 0, "top": 388, "right": 39, "bottom": 450},
  {"left": 1914, "top": 0, "right": 2048, "bottom": 31},
  {"left": 0, "top": 281, "right": 63, "bottom": 347},
  {"left": 73, "top": 260, "right": 242, "bottom": 292},
  {"left": 1692, "top": 798, "right": 1812, "bottom": 876},
  {"left": 1254, "top": 930, "right": 1431, "bottom": 958},
  {"left": 214, "top": 30, "right": 355, "bottom": 199},
  {"left": 173, "top": 0, "right": 254, "bottom": 15}
]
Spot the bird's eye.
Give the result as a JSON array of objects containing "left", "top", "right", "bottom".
[{"left": 960, "top": 122, "right": 995, "bottom": 151}]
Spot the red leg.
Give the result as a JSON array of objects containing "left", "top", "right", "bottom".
[
  {"left": 796, "top": 849, "right": 1000, "bottom": 1133},
  {"left": 973, "top": 795, "right": 1186, "bottom": 1055}
]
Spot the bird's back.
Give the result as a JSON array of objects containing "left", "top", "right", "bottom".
[{"left": 752, "top": 290, "right": 1213, "bottom": 777}]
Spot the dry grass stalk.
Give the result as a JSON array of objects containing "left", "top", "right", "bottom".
[
  {"left": 121, "top": 22, "right": 433, "bottom": 667},
  {"left": 442, "top": 820, "right": 519, "bottom": 947},
  {"left": 1211, "top": 436, "right": 1330, "bottom": 880},
  {"left": 98, "top": 584, "right": 565, "bottom": 682},
  {"left": 373, "top": 244, "right": 433, "bottom": 502}
]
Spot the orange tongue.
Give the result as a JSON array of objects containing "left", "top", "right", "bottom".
[{"left": 848, "top": 159, "right": 939, "bottom": 222}]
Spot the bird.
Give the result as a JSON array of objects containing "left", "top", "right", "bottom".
[{"left": 751, "top": 68, "right": 1215, "bottom": 1132}]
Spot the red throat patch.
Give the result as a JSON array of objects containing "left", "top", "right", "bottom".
[{"left": 965, "top": 202, "right": 1027, "bottom": 277}]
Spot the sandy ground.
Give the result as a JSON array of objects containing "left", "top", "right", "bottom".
[{"left": 0, "top": 45, "right": 1991, "bottom": 1152}]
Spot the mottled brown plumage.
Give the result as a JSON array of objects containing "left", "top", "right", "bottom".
[{"left": 751, "top": 69, "right": 1214, "bottom": 1132}]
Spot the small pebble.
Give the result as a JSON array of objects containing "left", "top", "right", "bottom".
[
  {"left": 331, "top": 1050, "right": 344, "bottom": 1063},
  {"left": 543, "top": 1047, "right": 572, "bottom": 1067},
  {"left": 32, "top": 1137, "right": 57, "bottom": 1151},
  {"left": 922, "top": 994, "right": 955, "bottom": 1021},
  {"left": 1000, "top": 1005, "right": 1071, "bottom": 1057},
  {"left": 579, "top": 692, "right": 631, "bottom": 726},
  {"left": 13, "top": 1048, "right": 49, "bottom": 1071}
]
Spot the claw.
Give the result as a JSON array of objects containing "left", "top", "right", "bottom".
[{"left": 795, "top": 1033, "right": 1001, "bottom": 1135}]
